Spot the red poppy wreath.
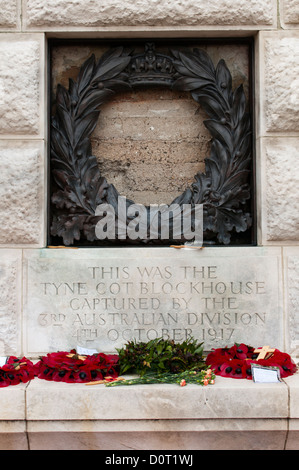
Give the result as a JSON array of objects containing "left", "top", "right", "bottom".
[
  {"left": 0, "top": 356, "right": 35, "bottom": 387},
  {"left": 34, "top": 350, "right": 119, "bottom": 383},
  {"left": 205, "top": 343, "right": 297, "bottom": 380}
]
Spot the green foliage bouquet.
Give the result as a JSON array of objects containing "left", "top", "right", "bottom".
[{"left": 117, "top": 337, "right": 206, "bottom": 376}]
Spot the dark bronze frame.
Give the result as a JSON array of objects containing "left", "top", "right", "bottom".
[{"left": 49, "top": 39, "right": 255, "bottom": 246}]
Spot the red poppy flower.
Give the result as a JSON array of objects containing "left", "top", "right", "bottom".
[
  {"left": 205, "top": 348, "right": 231, "bottom": 368},
  {"left": 217, "top": 359, "right": 245, "bottom": 378},
  {"left": 228, "top": 343, "right": 252, "bottom": 360}
]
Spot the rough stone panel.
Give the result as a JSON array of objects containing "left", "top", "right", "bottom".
[
  {"left": 284, "top": 248, "right": 299, "bottom": 352},
  {"left": 0, "top": 142, "right": 45, "bottom": 245},
  {"left": 0, "top": 34, "right": 43, "bottom": 136},
  {"left": 0, "top": 0, "right": 19, "bottom": 30},
  {"left": 0, "top": 250, "right": 22, "bottom": 356},
  {"left": 94, "top": 103, "right": 206, "bottom": 140},
  {"left": 280, "top": 0, "right": 299, "bottom": 28},
  {"left": 93, "top": 139, "right": 207, "bottom": 205},
  {"left": 24, "top": 0, "right": 276, "bottom": 29},
  {"left": 262, "top": 32, "right": 299, "bottom": 133},
  {"left": 92, "top": 95, "right": 209, "bottom": 204},
  {"left": 263, "top": 138, "right": 299, "bottom": 241}
]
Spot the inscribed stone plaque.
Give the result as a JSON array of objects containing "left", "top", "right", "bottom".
[{"left": 23, "top": 247, "right": 283, "bottom": 356}]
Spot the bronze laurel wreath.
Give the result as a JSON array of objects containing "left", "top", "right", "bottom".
[{"left": 50, "top": 44, "right": 252, "bottom": 246}]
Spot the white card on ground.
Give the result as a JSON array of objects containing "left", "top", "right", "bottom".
[
  {"left": 77, "top": 346, "right": 98, "bottom": 355},
  {"left": 251, "top": 364, "right": 281, "bottom": 383},
  {"left": 0, "top": 357, "right": 8, "bottom": 367}
]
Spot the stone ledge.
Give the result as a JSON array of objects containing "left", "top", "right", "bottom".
[
  {"left": 0, "top": 373, "right": 299, "bottom": 449},
  {"left": 26, "top": 375, "right": 289, "bottom": 421}
]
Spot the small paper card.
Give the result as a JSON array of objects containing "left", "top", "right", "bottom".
[
  {"left": 251, "top": 364, "right": 281, "bottom": 383},
  {"left": 76, "top": 346, "right": 98, "bottom": 356},
  {"left": 0, "top": 357, "right": 8, "bottom": 367}
]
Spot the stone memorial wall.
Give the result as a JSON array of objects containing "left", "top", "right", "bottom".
[{"left": 0, "top": 0, "right": 298, "bottom": 359}]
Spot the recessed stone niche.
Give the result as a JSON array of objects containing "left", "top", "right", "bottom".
[
  {"left": 51, "top": 40, "right": 250, "bottom": 206},
  {"left": 49, "top": 39, "right": 253, "bottom": 246}
]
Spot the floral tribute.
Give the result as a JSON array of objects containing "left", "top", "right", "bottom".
[
  {"left": 34, "top": 350, "right": 119, "bottom": 383},
  {"left": 107, "top": 337, "right": 214, "bottom": 387},
  {"left": 0, "top": 356, "right": 35, "bottom": 388},
  {"left": 117, "top": 337, "right": 205, "bottom": 376},
  {"left": 206, "top": 343, "right": 297, "bottom": 380},
  {"left": 106, "top": 367, "right": 215, "bottom": 387}
]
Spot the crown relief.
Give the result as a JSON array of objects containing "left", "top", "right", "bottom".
[{"left": 127, "top": 43, "right": 177, "bottom": 86}]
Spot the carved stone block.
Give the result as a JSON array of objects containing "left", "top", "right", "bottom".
[
  {"left": 0, "top": 0, "right": 20, "bottom": 30},
  {"left": 259, "top": 32, "right": 299, "bottom": 134},
  {"left": 0, "top": 141, "right": 45, "bottom": 246},
  {"left": 23, "top": 0, "right": 276, "bottom": 30},
  {"left": 280, "top": 0, "right": 299, "bottom": 28},
  {"left": 23, "top": 247, "right": 283, "bottom": 356},
  {"left": 259, "top": 138, "right": 299, "bottom": 242},
  {"left": 0, "top": 34, "right": 44, "bottom": 137}
]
